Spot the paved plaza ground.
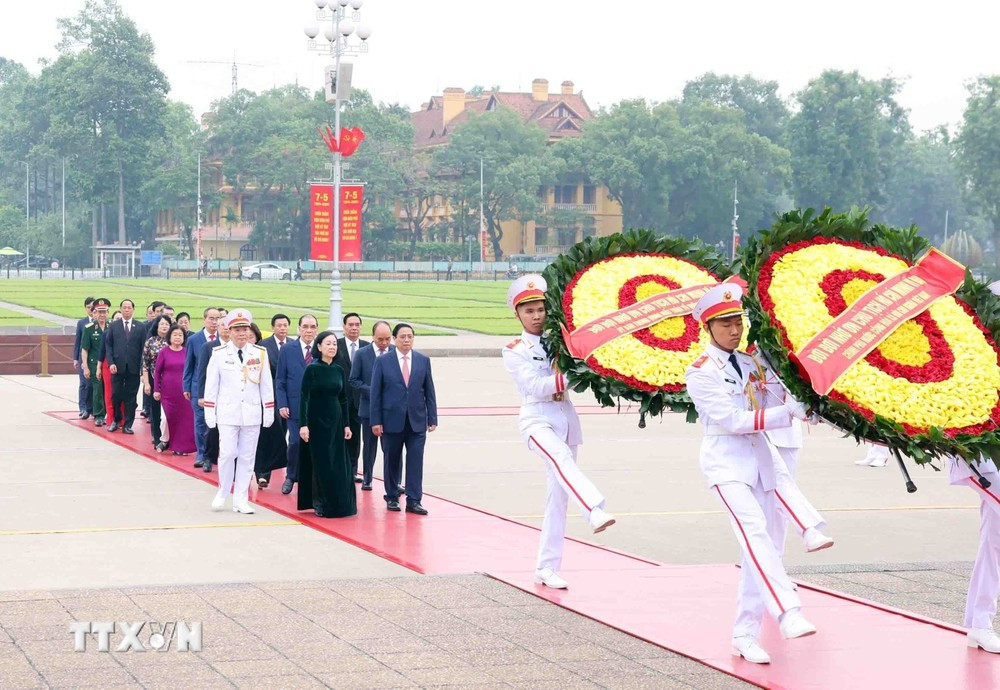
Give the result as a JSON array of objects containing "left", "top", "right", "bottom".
[{"left": 0, "top": 361, "right": 993, "bottom": 689}]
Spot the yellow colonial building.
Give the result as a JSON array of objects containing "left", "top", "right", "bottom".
[{"left": 409, "top": 78, "right": 623, "bottom": 259}]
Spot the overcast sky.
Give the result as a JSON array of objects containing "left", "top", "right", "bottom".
[{"left": 2, "top": 0, "right": 997, "bottom": 133}]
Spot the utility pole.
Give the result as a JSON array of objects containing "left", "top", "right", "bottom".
[
  {"left": 62, "top": 158, "right": 66, "bottom": 248},
  {"left": 731, "top": 180, "right": 740, "bottom": 263}
]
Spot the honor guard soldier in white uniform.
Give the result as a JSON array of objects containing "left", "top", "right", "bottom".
[
  {"left": 947, "top": 454, "right": 1000, "bottom": 653},
  {"left": 950, "top": 279, "right": 1000, "bottom": 653},
  {"left": 204, "top": 309, "right": 275, "bottom": 514},
  {"left": 502, "top": 275, "right": 615, "bottom": 590},
  {"left": 686, "top": 283, "right": 832, "bottom": 664}
]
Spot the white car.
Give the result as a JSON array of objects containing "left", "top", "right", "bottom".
[{"left": 242, "top": 262, "right": 292, "bottom": 281}]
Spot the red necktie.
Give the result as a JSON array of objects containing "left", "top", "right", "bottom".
[
  {"left": 401, "top": 354, "right": 410, "bottom": 386},
  {"left": 209, "top": 334, "right": 216, "bottom": 342},
  {"left": 305, "top": 346, "right": 313, "bottom": 365}
]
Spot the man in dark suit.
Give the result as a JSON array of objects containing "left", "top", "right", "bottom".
[
  {"left": 73, "top": 297, "right": 95, "bottom": 420},
  {"left": 183, "top": 307, "right": 221, "bottom": 467},
  {"left": 276, "top": 314, "right": 319, "bottom": 494},
  {"left": 370, "top": 323, "right": 438, "bottom": 515},
  {"left": 196, "top": 310, "right": 229, "bottom": 472},
  {"left": 335, "top": 312, "right": 370, "bottom": 482},
  {"left": 103, "top": 299, "right": 145, "bottom": 433},
  {"left": 257, "top": 313, "right": 291, "bottom": 486},
  {"left": 349, "top": 320, "right": 392, "bottom": 490}
]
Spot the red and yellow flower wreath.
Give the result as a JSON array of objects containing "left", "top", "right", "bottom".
[
  {"left": 543, "top": 229, "right": 732, "bottom": 421},
  {"left": 743, "top": 208, "right": 1000, "bottom": 464}
]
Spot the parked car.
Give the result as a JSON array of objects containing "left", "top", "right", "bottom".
[{"left": 241, "top": 262, "right": 292, "bottom": 281}]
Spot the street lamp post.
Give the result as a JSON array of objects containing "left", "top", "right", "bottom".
[{"left": 305, "top": 0, "right": 372, "bottom": 335}]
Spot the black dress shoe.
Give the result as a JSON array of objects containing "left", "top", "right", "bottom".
[
  {"left": 106, "top": 422, "right": 119, "bottom": 432},
  {"left": 193, "top": 459, "right": 204, "bottom": 468},
  {"left": 354, "top": 475, "right": 363, "bottom": 483},
  {"left": 203, "top": 462, "right": 213, "bottom": 473},
  {"left": 281, "top": 479, "right": 294, "bottom": 494},
  {"left": 122, "top": 426, "right": 134, "bottom": 435},
  {"left": 387, "top": 500, "right": 401, "bottom": 512},
  {"left": 405, "top": 502, "right": 428, "bottom": 515},
  {"left": 94, "top": 419, "right": 104, "bottom": 427},
  {"left": 81, "top": 412, "right": 91, "bottom": 420},
  {"left": 361, "top": 483, "right": 372, "bottom": 491}
]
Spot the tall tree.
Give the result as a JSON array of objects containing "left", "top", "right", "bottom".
[
  {"left": 558, "top": 99, "right": 680, "bottom": 233},
  {"left": 670, "top": 101, "right": 790, "bottom": 243},
  {"left": 883, "top": 128, "right": 979, "bottom": 241},
  {"left": 787, "top": 70, "right": 910, "bottom": 215},
  {"left": 957, "top": 75, "right": 1000, "bottom": 267},
  {"left": 56, "top": 0, "right": 169, "bottom": 244},
  {"left": 434, "top": 108, "right": 556, "bottom": 260},
  {"left": 682, "top": 73, "right": 789, "bottom": 143}
]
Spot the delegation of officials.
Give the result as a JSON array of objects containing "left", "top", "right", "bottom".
[{"left": 74, "top": 274, "right": 1000, "bottom": 663}]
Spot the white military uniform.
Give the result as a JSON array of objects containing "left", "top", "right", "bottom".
[
  {"left": 857, "top": 443, "right": 890, "bottom": 467},
  {"left": 686, "top": 284, "right": 825, "bottom": 643},
  {"left": 204, "top": 317, "right": 275, "bottom": 512},
  {"left": 502, "top": 276, "right": 608, "bottom": 577},
  {"left": 947, "top": 455, "right": 1000, "bottom": 632},
  {"left": 687, "top": 343, "right": 826, "bottom": 638},
  {"left": 757, "top": 356, "right": 814, "bottom": 557}
]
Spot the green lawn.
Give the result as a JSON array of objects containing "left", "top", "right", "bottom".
[
  {"left": 0, "top": 307, "right": 57, "bottom": 327},
  {"left": 0, "top": 279, "right": 520, "bottom": 335}
]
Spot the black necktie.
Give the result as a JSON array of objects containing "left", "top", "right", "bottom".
[
  {"left": 238, "top": 349, "right": 243, "bottom": 363},
  {"left": 728, "top": 353, "right": 742, "bottom": 379}
]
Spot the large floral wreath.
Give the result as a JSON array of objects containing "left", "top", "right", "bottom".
[
  {"left": 543, "top": 229, "right": 731, "bottom": 421},
  {"left": 742, "top": 208, "right": 1000, "bottom": 465}
]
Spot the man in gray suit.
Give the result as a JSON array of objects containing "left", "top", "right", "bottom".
[{"left": 349, "top": 320, "right": 392, "bottom": 490}]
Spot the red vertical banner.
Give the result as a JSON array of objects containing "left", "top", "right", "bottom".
[
  {"left": 480, "top": 228, "right": 488, "bottom": 262},
  {"left": 339, "top": 184, "right": 364, "bottom": 262},
  {"left": 309, "top": 184, "right": 334, "bottom": 261}
]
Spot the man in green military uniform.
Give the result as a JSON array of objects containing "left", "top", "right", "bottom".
[{"left": 81, "top": 298, "right": 111, "bottom": 427}]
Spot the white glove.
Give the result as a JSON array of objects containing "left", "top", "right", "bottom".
[
  {"left": 263, "top": 411, "right": 274, "bottom": 428},
  {"left": 807, "top": 413, "right": 822, "bottom": 426},
  {"left": 785, "top": 400, "right": 808, "bottom": 421}
]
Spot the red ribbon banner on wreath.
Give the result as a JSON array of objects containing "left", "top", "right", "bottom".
[
  {"left": 561, "top": 275, "right": 747, "bottom": 360},
  {"left": 794, "top": 248, "right": 967, "bottom": 395}
]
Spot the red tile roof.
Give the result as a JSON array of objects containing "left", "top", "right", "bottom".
[{"left": 411, "top": 87, "right": 593, "bottom": 149}]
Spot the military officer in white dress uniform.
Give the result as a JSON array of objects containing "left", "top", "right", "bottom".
[
  {"left": 946, "top": 454, "right": 1000, "bottom": 653},
  {"left": 951, "top": 278, "right": 1000, "bottom": 653},
  {"left": 502, "top": 275, "right": 615, "bottom": 590},
  {"left": 204, "top": 309, "right": 275, "bottom": 514},
  {"left": 686, "top": 283, "right": 831, "bottom": 664}
]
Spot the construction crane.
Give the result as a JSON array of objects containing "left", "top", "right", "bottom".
[{"left": 185, "top": 55, "right": 264, "bottom": 95}]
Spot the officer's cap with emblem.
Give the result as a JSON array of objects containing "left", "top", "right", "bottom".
[
  {"left": 92, "top": 297, "right": 111, "bottom": 311},
  {"left": 224, "top": 308, "right": 253, "bottom": 328},
  {"left": 692, "top": 283, "right": 745, "bottom": 325},
  {"left": 506, "top": 274, "right": 546, "bottom": 310}
]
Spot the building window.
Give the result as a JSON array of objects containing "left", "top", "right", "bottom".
[
  {"left": 558, "top": 227, "right": 577, "bottom": 246},
  {"left": 537, "top": 186, "right": 548, "bottom": 200},
  {"left": 583, "top": 185, "right": 596, "bottom": 204},
  {"left": 583, "top": 225, "right": 597, "bottom": 239},
  {"left": 553, "top": 185, "right": 577, "bottom": 204},
  {"left": 534, "top": 226, "right": 548, "bottom": 245}
]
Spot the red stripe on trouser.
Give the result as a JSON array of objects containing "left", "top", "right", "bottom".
[
  {"left": 969, "top": 478, "right": 1000, "bottom": 506},
  {"left": 775, "top": 491, "right": 807, "bottom": 533},
  {"left": 714, "top": 485, "right": 787, "bottom": 615},
  {"left": 530, "top": 435, "right": 592, "bottom": 512}
]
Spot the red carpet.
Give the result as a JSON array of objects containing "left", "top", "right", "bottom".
[{"left": 52, "top": 410, "right": 1000, "bottom": 689}]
